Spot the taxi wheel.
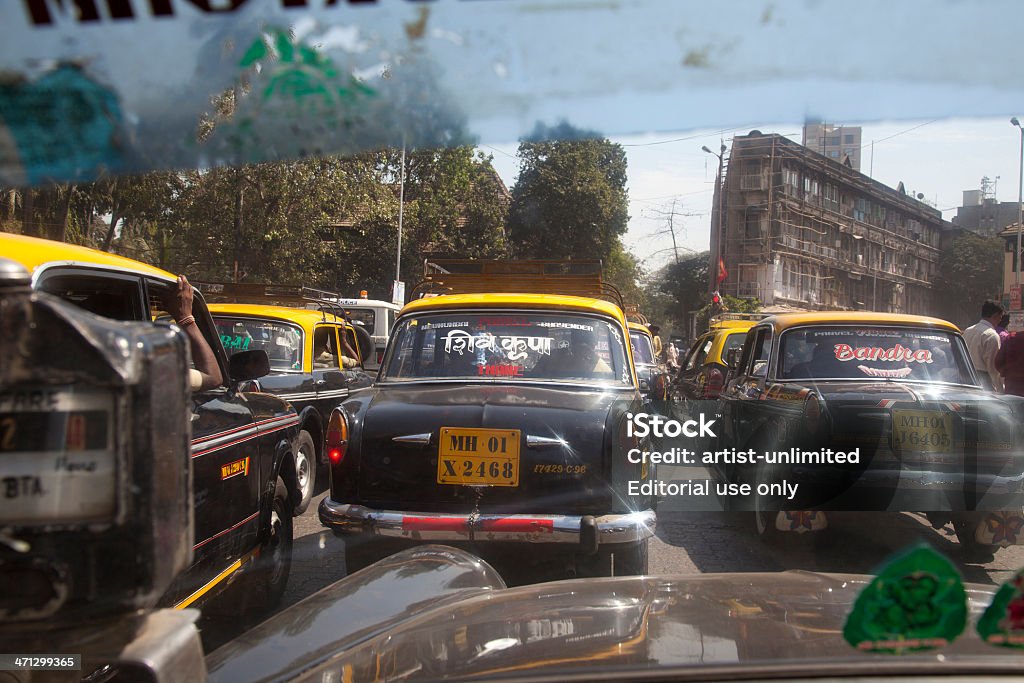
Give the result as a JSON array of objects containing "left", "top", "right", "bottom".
[
  {"left": 293, "top": 430, "right": 317, "bottom": 516},
  {"left": 249, "top": 478, "right": 294, "bottom": 615},
  {"left": 953, "top": 518, "right": 998, "bottom": 562}
]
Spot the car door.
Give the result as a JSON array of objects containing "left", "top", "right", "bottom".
[
  {"left": 678, "top": 335, "right": 713, "bottom": 402},
  {"left": 145, "top": 281, "right": 263, "bottom": 605},
  {"left": 723, "top": 326, "right": 774, "bottom": 452}
]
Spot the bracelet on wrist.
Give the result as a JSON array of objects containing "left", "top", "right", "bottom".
[{"left": 178, "top": 315, "right": 196, "bottom": 328}]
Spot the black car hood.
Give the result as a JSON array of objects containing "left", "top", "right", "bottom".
[
  {"left": 207, "top": 546, "right": 1010, "bottom": 683},
  {"left": 800, "top": 380, "right": 998, "bottom": 403}
]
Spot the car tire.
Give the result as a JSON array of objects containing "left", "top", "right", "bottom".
[
  {"left": 293, "top": 430, "right": 317, "bottom": 516},
  {"left": 953, "top": 518, "right": 998, "bottom": 562},
  {"left": 244, "top": 477, "right": 294, "bottom": 617}
]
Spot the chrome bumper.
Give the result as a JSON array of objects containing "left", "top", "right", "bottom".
[{"left": 319, "top": 499, "right": 655, "bottom": 547}]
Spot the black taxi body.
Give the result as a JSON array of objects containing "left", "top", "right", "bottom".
[
  {"left": 319, "top": 265, "right": 656, "bottom": 578},
  {"left": 204, "top": 300, "right": 375, "bottom": 515},
  {"left": 628, "top": 322, "right": 670, "bottom": 401},
  {"left": 675, "top": 315, "right": 761, "bottom": 403},
  {"left": 716, "top": 311, "right": 1024, "bottom": 555},
  {"left": 2, "top": 233, "right": 300, "bottom": 617}
]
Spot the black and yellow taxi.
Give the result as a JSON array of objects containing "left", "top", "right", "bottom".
[
  {"left": 193, "top": 283, "right": 375, "bottom": 515},
  {"left": 1, "top": 233, "right": 300, "bottom": 616},
  {"left": 318, "top": 260, "right": 656, "bottom": 578},
  {"left": 627, "top": 321, "right": 670, "bottom": 401},
  {"left": 716, "top": 311, "right": 1024, "bottom": 557},
  {"left": 675, "top": 315, "right": 760, "bottom": 402}
]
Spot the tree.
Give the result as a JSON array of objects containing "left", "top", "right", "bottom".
[
  {"left": 934, "top": 233, "right": 1004, "bottom": 328},
  {"left": 507, "top": 123, "right": 629, "bottom": 261}
]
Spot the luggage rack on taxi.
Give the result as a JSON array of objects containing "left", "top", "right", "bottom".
[
  {"left": 624, "top": 305, "right": 650, "bottom": 327},
  {"left": 412, "top": 259, "right": 624, "bottom": 310},
  {"left": 708, "top": 312, "right": 771, "bottom": 328},
  {"left": 192, "top": 281, "right": 351, "bottom": 322}
]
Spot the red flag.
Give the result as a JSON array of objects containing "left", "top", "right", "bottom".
[{"left": 717, "top": 257, "right": 728, "bottom": 284}]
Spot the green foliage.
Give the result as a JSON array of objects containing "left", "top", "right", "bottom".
[
  {"left": 935, "top": 233, "right": 1004, "bottom": 327},
  {"left": 1, "top": 147, "right": 510, "bottom": 302},
  {"left": 507, "top": 124, "right": 629, "bottom": 261}
]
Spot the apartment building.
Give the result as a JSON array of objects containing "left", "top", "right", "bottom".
[{"left": 716, "top": 131, "right": 948, "bottom": 314}]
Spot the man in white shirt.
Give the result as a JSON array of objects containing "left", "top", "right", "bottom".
[{"left": 962, "top": 300, "right": 1005, "bottom": 392}]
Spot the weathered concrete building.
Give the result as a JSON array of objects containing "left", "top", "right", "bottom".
[{"left": 715, "top": 131, "right": 949, "bottom": 314}]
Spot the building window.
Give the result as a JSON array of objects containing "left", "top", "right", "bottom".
[{"left": 843, "top": 134, "right": 856, "bottom": 144}]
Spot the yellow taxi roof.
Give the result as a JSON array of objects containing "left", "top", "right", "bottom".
[
  {"left": 709, "top": 319, "right": 757, "bottom": 330},
  {"left": 208, "top": 303, "right": 350, "bottom": 331},
  {"left": 627, "top": 322, "right": 653, "bottom": 337},
  {"left": 2, "top": 232, "right": 177, "bottom": 283},
  {"left": 402, "top": 293, "right": 629, "bottom": 326},
  {"left": 765, "top": 311, "right": 960, "bottom": 333}
]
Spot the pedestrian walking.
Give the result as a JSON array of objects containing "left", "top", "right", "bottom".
[{"left": 963, "top": 300, "right": 1005, "bottom": 392}]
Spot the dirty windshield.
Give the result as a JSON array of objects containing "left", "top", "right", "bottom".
[{"left": 4, "top": 0, "right": 1024, "bottom": 680}]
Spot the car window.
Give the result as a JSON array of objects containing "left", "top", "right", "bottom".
[
  {"left": 684, "top": 336, "right": 714, "bottom": 371},
  {"left": 312, "top": 325, "right": 341, "bottom": 370},
  {"left": 213, "top": 317, "right": 303, "bottom": 371},
  {"left": 345, "top": 308, "right": 375, "bottom": 333},
  {"left": 629, "top": 331, "right": 655, "bottom": 365},
  {"left": 384, "top": 313, "right": 632, "bottom": 386},
  {"left": 749, "top": 328, "right": 773, "bottom": 378},
  {"left": 37, "top": 271, "right": 145, "bottom": 321},
  {"left": 722, "top": 332, "right": 747, "bottom": 360},
  {"left": 778, "top": 326, "right": 976, "bottom": 383}
]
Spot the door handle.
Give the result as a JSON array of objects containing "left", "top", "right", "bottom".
[{"left": 315, "top": 379, "right": 326, "bottom": 386}]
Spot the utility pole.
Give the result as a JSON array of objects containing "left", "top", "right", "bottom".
[
  {"left": 703, "top": 143, "right": 727, "bottom": 295},
  {"left": 395, "top": 143, "right": 406, "bottom": 285}
]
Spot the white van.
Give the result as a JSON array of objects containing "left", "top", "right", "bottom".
[{"left": 331, "top": 295, "right": 401, "bottom": 371}]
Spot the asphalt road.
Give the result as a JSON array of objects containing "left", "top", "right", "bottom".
[{"left": 199, "top": 466, "right": 1024, "bottom": 652}]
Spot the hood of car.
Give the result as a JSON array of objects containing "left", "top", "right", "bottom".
[{"left": 207, "top": 546, "right": 1009, "bottom": 683}]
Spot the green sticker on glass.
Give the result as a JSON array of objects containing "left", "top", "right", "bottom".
[
  {"left": 844, "top": 545, "right": 966, "bottom": 654},
  {"left": 977, "top": 568, "right": 1024, "bottom": 648}
]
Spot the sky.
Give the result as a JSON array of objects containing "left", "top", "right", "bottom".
[{"left": 481, "top": 116, "right": 1023, "bottom": 279}]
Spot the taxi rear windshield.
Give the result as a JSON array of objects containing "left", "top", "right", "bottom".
[
  {"left": 213, "top": 317, "right": 304, "bottom": 372},
  {"left": 629, "top": 332, "right": 655, "bottom": 365},
  {"left": 778, "top": 326, "right": 976, "bottom": 384},
  {"left": 383, "top": 313, "right": 632, "bottom": 386}
]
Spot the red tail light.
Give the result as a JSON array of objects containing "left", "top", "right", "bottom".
[
  {"left": 326, "top": 410, "right": 349, "bottom": 464},
  {"left": 702, "top": 367, "right": 725, "bottom": 398},
  {"left": 377, "top": 351, "right": 384, "bottom": 365}
]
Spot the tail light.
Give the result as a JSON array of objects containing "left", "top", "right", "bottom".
[
  {"left": 653, "top": 374, "right": 668, "bottom": 400},
  {"left": 702, "top": 367, "right": 725, "bottom": 398},
  {"left": 377, "top": 351, "right": 384, "bottom": 365},
  {"left": 326, "top": 410, "right": 349, "bottom": 464}
]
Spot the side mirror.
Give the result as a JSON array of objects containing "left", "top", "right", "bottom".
[
  {"left": 725, "top": 347, "right": 741, "bottom": 370},
  {"left": 229, "top": 349, "right": 270, "bottom": 382}
]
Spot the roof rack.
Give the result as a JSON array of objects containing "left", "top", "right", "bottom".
[
  {"left": 708, "top": 312, "right": 771, "bottom": 328},
  {"left": 624, "top": 305, "right": 650, "bottom": 326},
  {"left": 411, "top": 259, "right": 625, "bottom": 310},
  {"left": 192, "top": 281, "right": 350, "bottom": 322}
]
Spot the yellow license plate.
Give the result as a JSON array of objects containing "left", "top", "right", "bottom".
[
  {"left": 437, "top": 427, "right": 520, "bottom": 487},
  {"left": 891, "top": 409, "right": 953, "bottom": 453}
]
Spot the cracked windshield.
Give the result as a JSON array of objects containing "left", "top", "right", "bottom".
[{"left": 4, "top": 1, "right": 1024, "bottom": 681}]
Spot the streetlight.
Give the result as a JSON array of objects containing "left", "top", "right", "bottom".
[
  {"left": 1012, "top": 117, "right": 1023, "bottom": 289},
  {"left": 703, "top": 143, "right": 727, "bottom": 296}
]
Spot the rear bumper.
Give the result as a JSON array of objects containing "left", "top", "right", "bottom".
[{"left": 319, "top": 499, "right": 655, "bottom": 548}]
